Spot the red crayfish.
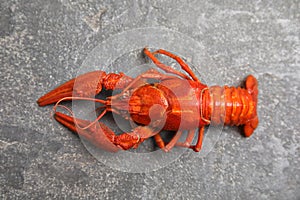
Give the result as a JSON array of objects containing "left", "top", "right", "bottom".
[{"left": 37, "top": 48, "right": 259, "bottom": 152}]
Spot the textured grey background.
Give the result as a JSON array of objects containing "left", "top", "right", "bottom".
[{"left": 1, "top": 0, "right": 299, "bottom": 199}]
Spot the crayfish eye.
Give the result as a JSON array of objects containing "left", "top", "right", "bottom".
[{"left": 122, "top": 91, "right": 130, "bottom": 99}]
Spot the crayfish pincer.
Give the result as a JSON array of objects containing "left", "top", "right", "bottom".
[{"left": 37, "top": 48, "right": 258, "bottom": 152}]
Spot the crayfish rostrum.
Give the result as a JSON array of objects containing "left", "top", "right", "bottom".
[{"left": 37, "top": 48, "right": 259, "bottom": 152}]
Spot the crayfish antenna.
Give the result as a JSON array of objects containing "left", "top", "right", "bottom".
[{"left": 52, "top": 96, "right": 109, "bottom": 130}]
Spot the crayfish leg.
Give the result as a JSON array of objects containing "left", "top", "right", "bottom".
[
  {"left": 111, "top": 68, "right": 177, "bottom": 101},
  {"left": 152, "top": 48, "right": 200, "bottom": 82},
  {"left": 153, "top": 130, "right": 183, "bottom": 152},
  {"left": 190, "top": 127, "right": 205, "bottom": 152},
  {"left": 175, "top": 129, "right": 196, "bottom": 148},
  {"left": 143, "top": 48, "right": 191, "bottom": 80},
  {"left": 174, "top": 127, "right": 204, "bottom": 152}
]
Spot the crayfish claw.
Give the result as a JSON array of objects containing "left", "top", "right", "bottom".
[
  {"left": 37, "top": 77, "right": 76, "bottom": 106},
  {"left": 54, "top": 111, "right": 155, "bottom": 151},
  {"left": 54, "top": 111, "right": 120, "bottom": 152},
  {"left": 37, "top": 71, "right": 107, "bottom": 106}
]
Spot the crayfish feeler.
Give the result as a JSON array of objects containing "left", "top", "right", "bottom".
[{"left": 37, "top": 48, "right": 259, "bottom": 152}]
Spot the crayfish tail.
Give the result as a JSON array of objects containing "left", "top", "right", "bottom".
[
  {"left": 243, "top": 75, "right": 259, "bottom": 137},
  {"left": 245, "top": 74, "right": 258, "bottom": 101},
  {"left": 205, "top": 75, "right": 259, "bottom": 137}
]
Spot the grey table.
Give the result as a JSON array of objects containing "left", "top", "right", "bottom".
[{"left": 1, "top": 1, "right": 299, "bottom": 199}]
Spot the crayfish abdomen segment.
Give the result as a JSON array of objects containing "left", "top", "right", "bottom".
[{"left": 203, "top": 75, "right": 259, "bottom": 136}]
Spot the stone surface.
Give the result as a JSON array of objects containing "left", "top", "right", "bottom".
[{"left": 0, "top": 0, "right": 299, "bottom": 199}]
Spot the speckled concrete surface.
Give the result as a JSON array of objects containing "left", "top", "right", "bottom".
[{"left": 1, "top": 0, "right": 299, "bottom": 199}]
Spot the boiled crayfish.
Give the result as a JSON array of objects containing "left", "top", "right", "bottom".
[{"left": 37, "top": 48, "right": 259, "bottom": 152}]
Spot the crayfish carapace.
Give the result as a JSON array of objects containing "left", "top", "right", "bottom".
[{"left": 37, "top": 48, "right": 259, "bottom": 152}]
